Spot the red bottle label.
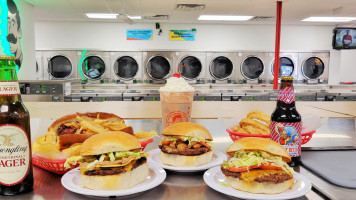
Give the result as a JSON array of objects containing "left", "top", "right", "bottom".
[
  {"left": 277, "top": 87, "right": 295, "bottom": 104},
  {"left": 270, "top": 121, "right": 302, "bottom": 157}
]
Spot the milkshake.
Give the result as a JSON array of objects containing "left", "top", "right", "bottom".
[{"left": 159, "top": 77, "right": 194, "bottom": 128}]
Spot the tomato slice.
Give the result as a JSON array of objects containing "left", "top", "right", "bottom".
[
  {"left": 200, "top": 141, "right": 211, "bottom": 148},
  {"left": 227, "top": 164, "right": 259, "bottom": 172},
  {"left": 260, "top": 162, "right": 282, "bottom": 170}
]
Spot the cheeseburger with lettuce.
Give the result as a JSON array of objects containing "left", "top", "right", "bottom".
[
  {"left": 159, "top": 122, "right": 214, "bottom": 167},
  {"left": 65, "top": 131, "right": 149, "bottom": 190},
  {"left": 221, "top": 137, "right": 295, "bottom": 194}
]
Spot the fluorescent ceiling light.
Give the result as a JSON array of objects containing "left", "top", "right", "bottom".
[
  {"left": 198, "top": 15, "right": 253, "bottom": 21},
  {"left": 302, "top": 17, "right": 356, "bottom": 22},
  {"left": 86, "top": 13, "right": 118, "bottom": 19},
  {"left": 128, "top": 16, "right": 141, "bottom": 20}
]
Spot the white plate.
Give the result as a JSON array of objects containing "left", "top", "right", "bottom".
[
  {"left": 147, "top": 148, "right": 227, "bottom": 172},
  {"left": 61, "top": 162, "right": 166, "bottom": 197},
  {"left": 204, "top": 166, "right": 312, "bottom": 200}
]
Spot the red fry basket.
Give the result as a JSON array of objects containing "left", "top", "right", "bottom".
[
  {"left": 227, "top": 129, "right": 316, "bottom": 145},
  {"left": 32, "top": 155, "right": 75, "bottom": 174},
  {"left": 33, "top": 138, "right": 154, "bottom": 174}
]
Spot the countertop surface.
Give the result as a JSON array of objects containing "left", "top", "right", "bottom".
[{"left": 4, "top": 118, "right": 356, "bottom": 200}]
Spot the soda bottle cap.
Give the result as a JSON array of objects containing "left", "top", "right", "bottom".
[
  {"left": 0, "top": 55, "right": 15, "bottom": 60},
  {"left": 281, "top": 76, "right": 293, "bottom": 81}
]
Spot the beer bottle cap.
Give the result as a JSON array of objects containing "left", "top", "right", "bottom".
[
  {"left": 0, "top": 55, "right": 16, "bottom": 60},
  {"left": 281, "top": 76, "right": 293, "bottom": 81}
]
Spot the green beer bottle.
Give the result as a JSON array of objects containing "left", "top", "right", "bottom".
[{"left": 0, "top": 55, "right": 33, "bottom": 195}]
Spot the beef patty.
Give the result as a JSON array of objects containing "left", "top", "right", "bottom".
[
  {"left": 221, "top": 167, "right": 292, "bottom": 184},
  {"left": 84, "top": 157, "right": 147, "bottom": 176},
  {"left": 159, "top": 145, "right": 210, "bottom": 156}
]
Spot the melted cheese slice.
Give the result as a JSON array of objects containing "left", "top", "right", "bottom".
[
  {"left": 124, "top": 160, "right": 137, "bottom": 172},
  {"left": 240, "top": 169, "right": 291, "bottom": 183}
]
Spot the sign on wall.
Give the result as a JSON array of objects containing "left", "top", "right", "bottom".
[
  {"left": 169, "top": 30, "right": 196, "bottom": 41},
  {"left": 126, "top": 29, "right": 153, "bottom": 40}
]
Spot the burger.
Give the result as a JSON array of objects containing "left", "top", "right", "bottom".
[
  {"left": 159, "top": 122, "right": 214, "bottom": 167},
  {"left": 65, "top": 131, "right": 149, "bottom": 190},
  {"left": 221, "top": 137, "right": 295, "bottom": 194}
]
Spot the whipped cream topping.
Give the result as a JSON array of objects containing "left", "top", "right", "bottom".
[{"left": 159, "top": 77, "right": 194, "bottom": 92}]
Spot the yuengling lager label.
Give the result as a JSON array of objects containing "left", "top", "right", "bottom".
[
  {"left": 0, "top": 81, "right": 20, "bottom": 96},
  {"left": 0, "top": 124, "right": 30, "bottom": 186}
]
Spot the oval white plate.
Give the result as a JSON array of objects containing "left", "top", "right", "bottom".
[
  {"left": 147, "top": 148, "right": 227, "bottom": 172},
  {"left": 61, "top": 162, "right": 166, "bottom": 197},
  {"left": 204, "top": 166, "right": 312, "bottom": 200}
]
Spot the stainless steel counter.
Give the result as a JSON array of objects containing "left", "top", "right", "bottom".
[{"left": 6, "top": 119, "right": 356, "bottom": 199}]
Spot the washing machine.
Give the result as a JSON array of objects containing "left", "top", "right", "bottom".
[
  {"left": 206, "top": 52, "right": 237, "bottom": 84},
  {"left": 78, "top": 51, "right": 111, "bottom": 82},
  {"left": 143, "top": 51, "right": 174, "bottom": 84},
  {"left": 237, "top": 52, "right": 268, "bottom": 84},
  {"left": 35, "top": 51, "right": 43, "bottom": 80},
  {"left": 173, "top": 52, "right": 206, "bottom": 84},
  {"left": 297, "top": 52, "right": 329, "bottom": 84},
  {"left": 110, "top": 51, "right": 143, "bottom": 84},
  {"left": 267, "top": 52, "right": 298, "bottom": 83},
  {"left": 42, "top": 50, "right": 77, "bottom": 80}
]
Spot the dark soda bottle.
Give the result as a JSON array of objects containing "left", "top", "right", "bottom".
[{"left": 270, "top": 76, "right": 302, "bottom": 167}]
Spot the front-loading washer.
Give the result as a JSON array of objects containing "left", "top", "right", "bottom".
[
  {"left": 173, "top": 51, "right": 206, "bottom": 84},
  {"left": 237, "top": 52, "right": 268, "bottom": 84},
  {"left": 78, "top": 51, "right": 111, "bottom": 82},
  {"left": 110, "top": 51, "right": 143, "bottom": 84},
  {"left": 297, "top": 51, "right": 329, "bottom": 84},
  {"left": 206, "top": 52, "right": 237, "bottom": 84},
  {"left": 143, "top": 51, "right": 174, "bottom": 84},
  {"left": 267, "top": 52, "right": 298, "bottom": 83},
  {"left": 43, "top": 50, "right": 77, "bottom": 80}
]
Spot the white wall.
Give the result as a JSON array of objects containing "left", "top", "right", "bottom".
[
  {"left": 35, "top": 22, "right": 334, "bottom": 51},
  {"left": 35, "top": 21, "right": 350, "bottom": 84}
]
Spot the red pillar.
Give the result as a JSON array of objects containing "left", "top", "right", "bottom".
[{"left": 273, "top": 1, "right": 283, "bottom": 90}]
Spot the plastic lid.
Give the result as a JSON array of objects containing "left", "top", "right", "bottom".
[
  {"left": 281, "top": 76, "right": 293, "bottom": 81},
  {"left": 0, "top": 55, "right": 15, "bottom": 60}
]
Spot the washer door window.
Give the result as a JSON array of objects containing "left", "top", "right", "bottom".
[
  {"left": 210, "top": 56, "right": 233, "bottom": 80},
  {"left": 48, "top": 56, "right": 72, "bottom": 78},
  {"left": 302, "top": 57, "right": 325, "bottom": 79},
  {"left": 241, "top": 56, "right": 264, "bottom": 80},
  {"left": 271, "top": 57, "right": 294, "bottom": 77},
  {"left": 82, "top": 56, "right": 105, "bottom": 79},
  {"left": 179, "top": 56, "right": 202, "bottom": 79},
  {"left": 147, "top": 56, "right": 170, "bottom": 80},
  {"left": 114, "top": 56, "right": 138, "bottom": 80}
]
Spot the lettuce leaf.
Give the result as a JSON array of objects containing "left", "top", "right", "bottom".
[{"left": 222, "top": 151, "right": 295, "bottom": 174}]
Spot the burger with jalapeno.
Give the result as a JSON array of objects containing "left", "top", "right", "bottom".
[
  {"left": 221, "top": 137, "right": 295, "bottom": 194},
  {"left": 159, "top": 122, "right": 214, "bottom": 167},
  {"left": 65, "top": 131, "right": 149, "bottom": 190}
]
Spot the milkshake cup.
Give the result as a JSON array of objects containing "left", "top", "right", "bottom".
[{"left": 159, "top": 77, "right": 194, "bottom": 128}]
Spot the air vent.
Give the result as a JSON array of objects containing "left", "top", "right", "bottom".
[
  {"left": 250, "top": 16, "right": 275, "bottom": 21},
  {"left": 176, "top": 4, "right": 205, "bottom": 11},
  {"left": 143, "top": 15, "right": 169, "bottom": 21}
]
